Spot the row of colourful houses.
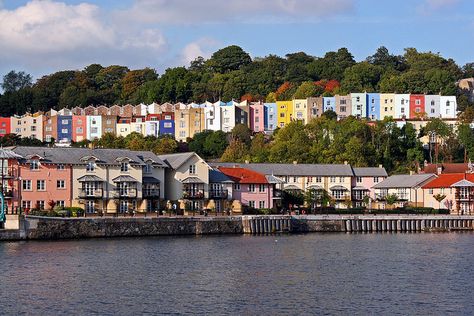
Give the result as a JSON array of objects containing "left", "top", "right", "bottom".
[
  {"left": 0, "top": 92, "right": 458, "bottom": 143},
  {"left": 0, "top": 147, "right": 387, "bottom": 214}
]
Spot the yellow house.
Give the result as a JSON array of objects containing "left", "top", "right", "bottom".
[
  {"left": 293, "top": 99, "right": 308, "bottom": 124},
  {"left": 189, "top": 108, "right": 205, "bottom": 139},
  {"left": 175, "top": 107, "right": 190, "bottom": 141},
  {"left": 380, "top": 93, "right": 396, "bottom": 118},
  {"left": 276, "top": 101, "right": 293, "bottom": 128}
]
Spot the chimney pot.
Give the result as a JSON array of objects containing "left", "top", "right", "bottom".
[
  {"left": 410, "top": 170, "right": 414, "bottom": 175},
  {"left": 378, "top": 164, "right": 383, "bottom": 168},
  {"left": 344, "top": 161, "right": 348, "bottom": 165},
  {"left": 293, "top": 161, "right": 297, "bottom": 165},
  {"left": 245, "top": 160, "right": 249, "bottom": 164}
]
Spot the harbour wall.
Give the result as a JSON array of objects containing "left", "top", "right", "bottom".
[{"left": 0, "top": 214, "right": 473, "bottom": 241}]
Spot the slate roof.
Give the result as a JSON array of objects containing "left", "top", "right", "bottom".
[
  {"left": 353, "top": 167, "right": 388, "bottom": 177},
  {"left": 112, "top": 175, "right": 138, "bottom": 182},
  {"left": 10, "top": 146, "right": 167, "bottom": 167},
  {"left": 209, "top": 169, "right": 234, "bottom": 183},
  {"left": 77, "top": 175, "right": 105, "bottom": 182},
  {"left": 373, "top": 174, "right": 436, "bottom": 189},
  {"left": 210, "top": 162, "right": 355, "bottom": 176},
  {"left": 158, "top": 152, "right": 195, "bottom": 169}
]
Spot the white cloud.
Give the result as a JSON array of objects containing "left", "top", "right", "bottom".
[
  {"left": 180, "top": 38, "right": 220, "bottom": 66},
  {"left": 119, "top": 0, "right": 354, "bottom": 24}
]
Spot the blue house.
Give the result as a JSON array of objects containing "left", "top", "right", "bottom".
[
  {"left": 264, "top": 103, "right": 277, "bottom": 132},
  {"left": 322, "top": 97, "right": 336, "bottom": 112},
  {"left": 57, "top": 115, "right": 72, "bottom": 143},
  {"left": 366, "top": 93, "right": 381, "bottom": 120},
  {"left": 159, "top": 120, "right": 175, "bottom": 137}
]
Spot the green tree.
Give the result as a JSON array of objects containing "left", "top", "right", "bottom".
[
  {"left": 203, "top": 131, "right": 228, "bottom": 158},
  {"left": 208, "top": 45, "right": 252, "bottom": 73},
  {"left": 2, "top": 70, "right": 32, "bottom": 92},
  {"left": 385, "top": 194, "right": 398, "bottom": 209},
  {"left": 231, "top": 124, "right": 252, "bottom": 145},
  {"left": 340, "top": 62, "right": 383, "bottom": 93},
  {"left": 293, "top": 81, "right": 318, "bottom": 99},
  {"left": 221, "top": 139, "right": 249, "bottom": 162}
]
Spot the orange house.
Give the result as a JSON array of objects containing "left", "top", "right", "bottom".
[{"left": 72, "top": 115, "right": 87, "bottom": 142}]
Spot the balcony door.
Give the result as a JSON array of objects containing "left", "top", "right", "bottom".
[
  {"left": 85, "top": 182, "right": 96, "bottom": 196},
  {"left": 119, "top": 182, "right": 128, "bottom": 196}
]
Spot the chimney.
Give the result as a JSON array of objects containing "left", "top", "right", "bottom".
[
  {"left": 437, "top": 166, "right": 442, "bottom": 175},
  {"left": 410, "top": 170, "right": 414, "bottom": 175},
  {"left": 293, "top": 161, "right": 297, "bottom": 165},
  {"left": 378, "top": 164, "right": 383, "bottom": 168},
  {"left": 244, "top": 160, "right": 249, "bottom": 164},
  {"left": 344, "top": 161, "right": 348, "bottom": 165}
]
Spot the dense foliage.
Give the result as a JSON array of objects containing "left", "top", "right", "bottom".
[{"left": 1, "top": 46, "right": 473, "bottom": 116}]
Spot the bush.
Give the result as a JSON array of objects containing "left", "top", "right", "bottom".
[{"left": 28, "top": 207, "right": 84, "bottom": 217}]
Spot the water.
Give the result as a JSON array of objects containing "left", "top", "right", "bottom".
[{"left": 1, "top": 233, "right": 474, "bottom": 315}]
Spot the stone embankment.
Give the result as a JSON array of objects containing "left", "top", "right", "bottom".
[{"left": 0, "top": 214, "right": 473, "bottom": 241}]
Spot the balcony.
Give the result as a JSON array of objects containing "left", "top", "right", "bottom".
[
  {"left": 209, "top": 189, "right": 228, "bottom": 199},
  {"left": 78, "top": 188, "right": 103, "bottom": 199},
  {"left": 112, "top": 188, "right": 137, "bottom": 198},
  {"left": 2, "top": 189, "right": 14, "bottom": 199},
  {"left": 0, "top": 167, "right": 17, "bottom": 178},
  {"left": 183, "top": 189, "right": 204, "bottom": 200},
  {"left": 143, "top": 189, "right": 160, "bottom": 198}
]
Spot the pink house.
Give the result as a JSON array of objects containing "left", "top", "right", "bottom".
[
  {"left": 8, "top": 150, "right": 72, "bottom": 211},
  {"left": 218, "top": 167, "right": 274, "bottom": 209},
  {"left": 249, "top": 102, "right": 265, "bottom": 133},
  {"left": 352, "top": 167, "right": 388, "bottom": 206}
]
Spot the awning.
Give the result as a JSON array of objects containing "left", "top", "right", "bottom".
[
  {"left": 112, "top": 175, "right": 138, "bottom": 182},
  {"left": 352, "top": 186, "right": 369, "bottom": 191},
  {"left": 77, "top": 175, "right": 105, "bottom": 182},
  {"left": 284, "top": 185, "right": 302, "bottom": 190},
  {"left": 181, "top": 176, "right": 205, "bottom": 184},
  {"left": 330, "top": 185, "right": 348, "bottom": 191},
  {"left": 306, "top": 184, "right": 324, "bottom": 190},
  {"left": 143, "top": 176, "right": 160, "bottom": 183}
]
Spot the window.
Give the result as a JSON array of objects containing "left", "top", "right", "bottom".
[
  {"left": 340, "top": 106, "right": 346, "bottom": 112},
  {"left": 330, "top": 177, "right": 336, "bottom": 183},
  {"left": 429, "top": 189, "right": 433, "bottom": 194},
  {"left": 57, "top": 164, "right": 65, "bottom": 170},
  {"left": 91, "top": 127, "right": 98, "bottom": 133},
  {"left": 431, "top": 109, "right": 435, "bottom": 114},
  {"left": 431, "top": 101, "right": 435, "bottom": 106},
  {"left": 22, "top": 180, "right": 32, "bottom": 191},
  {"left": 255, "top": 109, "right": 259, "bottom": 114},
  {"left": 356, "top": 97, "right": 360, "bottom": 102},
  {"left": 384, "top": 99, "right": 388, "bottom": 104},
  {"left": 209, "top": 119, "right": 214, "bottom": 125},
  {"left": 45, "top": 135, "right": 52, "bottom": 142},
  {"left": 57, "top": 180, "right": 65, "bottom": 189},
  {"left": 106, "top": 119, "right": 112, "bottom": 125},
  {"left": 307, "top": 177, "right": 313, "bottom": 183},
  {"left": 180, "top": 121, "right": 185, "bottom": 128},
  {"left": 121, "top": 162, "right": 129, "bottom": 172},
  {"left": 165, "top": 115, "right": 172, "bottom": 120},
  {"left": 339, "top": 177, "right": 345, "bottom": 182},
  {"left": 164, "top": 122, "right": 172, "bottom": 128},
  {"left": 61, "top": 129, "right": 68, "bottom": 133},
  {"left": 356, "top": 177, "right": 362, "bottom": 183},
  {"left": 189, "top": 164, "right": 196, "bottom": 174},
  {"left": 259, "top": 184, "right": 265, "bottom": 192},
  {"left": 415, "top": 100, "right": 421, "bottom": 105},
  {"left": 36, "top": 180, "right": 45, "bottom": 191},
  {"left": 57, "top": 200, "right": 65, "bottom": 207},
  {"left": 269, "top": 114, "right": 274, "bottom": 120},
  {"left": 356, "top": 105, "right": 361, "bottom": 111},
  {"left": 371, "top": 106, "right": 375, "bottom": 112},
  {"left": 255, "top": 117, "right": 260, "bottom": 122},
  {"left": 76, "top": 127, "right": 83, "bottom": 134},
  {"left": 62, "top": 119, "right": 69, "bottom": 124},
  {"left": 77, "top": 119, "right": 83, "bottom": 124},
  {"left": 259, "top": 201, "right": 265, "bottom": 209},
  {"left": 371, "top": 99, "right": 375, "bottom": 104},
  {"left": 316, "top": 177, "right": 322, "bottom": 183},
  {"left": 374, "top": 177, "right": 379, "bottom": 183},
  {"left": 385, "top": 107, "right": 388, "bottom": 112},
  {"left": 280, "top": 113, "right": 285, "bottom": 118},
  {"left": 179, "top": 131, "right": 186, "bottom": 137},
  {"left": 31, "top": 126, "right": 36, "bottom": 132},
  {"left": 415, "top": 107, "right": 421, "bottom": 113},
  {"left": 249, "top": 201, "right": 255, "bottom": 208},
  {"left": 401, "top": 99, "right": 405, "bottom": 105},
  {"left": 234, "top": 184, "right": 241, "bottom": 190},
  {"left": 30, "top": 160, "right": 39, "bottom": 170},
  {"left": 144, "top": 163, "right": 152, "bottom": 173},
  {"left": 224, "top": 118, "right": 230, "bottom": 123},
  {"left": 22, "top": 200, "right": 31, "bottom": 210},
  {"left": 401, "top": 108, "right": 405, "bottom": 113},
  {"left": 86, "top": 162, "right": 95, "bottom": 172},
  {"left": 249, "top": 184, "right": 256, "bottom": 192},
  {"left": 446, "top": 101, "right": 450, "bottom": 106},
  {"left": 86, "top": 200, "right": 95, "bottom": 213},
  {"left": 36, "top": 200, "right": 45, "bottom": 210},
  {"left": 33, "top": 119, "right": 37, "bottom": 124},
  {"left": 293, "top": 177, "right": 298, "bottom": 183},
  {"left": 340, "top": 99, "right": 346, "bottom": 105}
]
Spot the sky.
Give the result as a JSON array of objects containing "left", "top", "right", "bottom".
[{"left": 0, "top": 0, "right": 473, "bottom": 81}]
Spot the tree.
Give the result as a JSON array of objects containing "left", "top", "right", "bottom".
[
  {"left": 208, "top": 45, "right": 252, "bottom": 73},
  {"left": 203, "top": 131, "right": 228, "bottom": 158},
  {"left": 293, "top": 81, "right": 318, "bottom": 99},
  {"left": 307, "top": 48, "right": 355, "bottom": 81},
  {"left": 385, "top": 194, "right": 398, "bottom": 209},
  {"left": 231, "top": 124, "right": 252, "bottom": 145},
  {"left": 153, "top": 137, "right": 178, "bottom": 155},
  {"left": 340, "top": 62, "right": 383, "bottom": 93},
  {"left": 221, "top": 139, "right": 249, "bottom": 162},
  {"left": 2, "top": 70, "right": 32, "bottom": 92},
  {"left": 366, "top": 46, "right": 406, "bottom": 71},
  {"left": 425, "top": 118, "right": 452, "bottom": 163}
]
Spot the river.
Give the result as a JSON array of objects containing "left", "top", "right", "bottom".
[{"left": 1, "top": 233, "right": 473, "bottom": 315}]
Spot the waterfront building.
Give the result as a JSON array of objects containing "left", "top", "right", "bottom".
[
  {"left": 189, "top": 107, "right": 205, "bottom": 139},
  {"left": 57, "top": 115, "right": 73, "bottom": 143},
  {"left": 159, "top": 152, "right": 211, "bottom": 211},
  {"left": 350, "top": 93, "right": 367, "bottom": 118},
  {"left": 175, "top": 106, "right": 190, "bottom": 141},
  {"left": 366, "top": 93, "right": 381, "bottom": 120},
  {"left": 307, "top": 97, "right": 324, "bottom": 120},
  {"left": 235, "top": 102, "right": 249, "bottom": 127},
  {"left": 218, "top": 167, "right": 275, "bottom": 210},
  {"left": 292, "top": 99, "right": 308, "bottom": 124},
  {"left": 208, "top": 168, "right": 234, "bottom": 213},
  {"left": 72, "top": 115, "right": 87, "bottom": 142},
  {"left": 145, "top": 119, "right": 160, "bottom": 137},
  {"left": 410, "top": 94, "right": 425, "bottom": 119},
  {"left": 352, "top": 167, "right": 388, "bottom": 206},
  {"left": 276, "top": 101, "right": 293, "bottom": 128},
  {"left": 440, "top": 96, "right": 457, "bottom": 118},
  {"left": 11, "top": 113, "right": 44, "bottom": 141},
  {"left": 250, "top": 101, "right": 265, "bottom": 132},
  {"left": 424, "top": 95, "right": 441, "bottom": 118},
  {"left": 380, "top": 93, "right": 396, "bottom": 118},
  {"left": 101, "top": 115, "right": 117, "bottom": 135},
  {"left": 263, "top": 103, "right": 277, "bottom": 132},
  {"left": 130, "top": 116, "right": 146, "bottom": 135},
  {"left": 322, "top": 97, "right": 336, "bottom": 113},
  {"left": 335, "top": 95, "right": 351, "bottom": 120},
  {"left": 204, "top": 102, "right": 221, "bottom": 131},
  {"left": 158, "top": 113, "right": 175, "bottom": 137},
  {"left": 86, "top": 115, "right": 102, "bottom": 141},
  {"left": 43, "top": 114, "right": 57, "bottom": 143},
  {"left": 0, "top": 117, "right": 11, "bottom": 137},
  {"left": 394, "top": 94, "right": 410, "bottom": 119},
  {"left": 72, "top": 106, "right": 85, "bottom": 116},
  {"left": 116, "top": 117, "right": 132, "bottom": 137},
  {"left": 372, "top": 173, "right": 436, "bottom": 209},
  {"left": 221, "top": 102, "right": 236, "bottom": 133}
]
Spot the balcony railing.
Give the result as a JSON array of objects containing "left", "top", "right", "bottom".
[
  {"left": 0, "top": 167, "right": 17, "bottom": 178},
  {"left": 209, "top": 189, "right": 228, "bottom": 199},
  {"left": 78, "top": 188, "right": 103, "bottom": 198},
  {"left": 143, "top": 189, "right": 160, "bottom": 198},
  {"left": 183, "top": 190, "right": 204, "bottom": 199},
  {"left": 112, "top": 188, "right": 137, "bottom": 198}
]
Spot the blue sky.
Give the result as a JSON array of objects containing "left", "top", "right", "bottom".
[{"left": 0, "top": 0, "right": 473, "bottom": 80}]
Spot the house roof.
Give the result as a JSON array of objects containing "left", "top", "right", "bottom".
[
  {"left": 10, "top": 146, "right": 167, "bottom": 167},
  {"left": 77, "top": 175, "right": 105, "bottom": 182},
  {"left": 112, "top": 175, "right": 138, "bottom": 182},
  {"left": 218, "top": 167, "right": 268, "bottom": 184},
  {"left": 181, "top": 176, "right": 205, "bottom": 184},
  {"left": 422, "top": 173, "right": 467, "bottom": 188},
  {"left": 353, "top": 167, "right": 388, "bottom": 177},
  {"left": 210, "top": 162, "right": 355, "bottom": 176},
  {"left": 158, "top": 152, "right": 196, "bottom": 169},
  {"left": 422, "top": 163, "right": 470, "bottom": 174},
  {"left": 209, "top": 169, "right": 234, "bottom": 183},
  {"left": 451, "top": 179, "right": 474, "bottom": 187},
  {"left": 373, "top": 174, "right": 436, "bottom": 189}
]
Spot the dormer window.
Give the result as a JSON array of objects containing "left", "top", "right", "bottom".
[
  {"left": 144, "top": 163, "right": 152, "bottom": 174},
  {"left": 121, "top": 162, "right": 129, "bottom": 172},
  {"left": 86, "top": 162, "right": 95, "bottom": 172},
  {"left": 30, "top": 160, "right": 39, "bottom": 170}
]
